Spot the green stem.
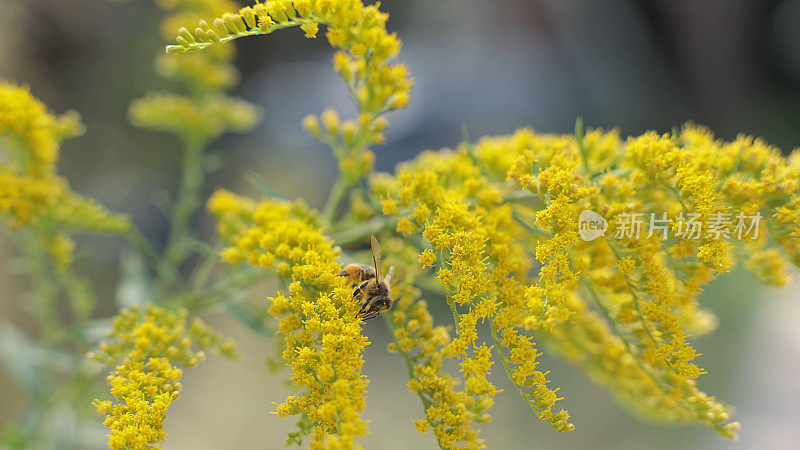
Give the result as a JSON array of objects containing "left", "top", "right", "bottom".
[
  {"left": 20, "top": 231, "right": 62, "bottom": 343},
  {"left": 124, "top": 227, "right": 184, "bottom": 290},
  {"left": 489, "top": 323, "right": 551, "bottom": 420},
  {"left": 581, "top": 282, "right": 698, "bottom": 418},
  {"left": 512, "top": 211, "right": 552, "bottom": 238},
  {"left": 55, "top": 265, "right": 95, "bottom": 322},
  {"left": 445, "top": 295, "right": 461, "bottom": 334},
  {"left": 328, "top": 216, "right": 397, "bottom": 247},
  {"left": 503, "top": 190, "right": 543, "bottom": 204},
  {"left": 172, "top": 266, "right": 265, "bottom": 311},
  {"left": 164, "top": 137, "right": 207, "bottom": 269},
  {"left": 602, "top": 238, "right": 674, "bottom": 372},
  {"left": 575, "top": 117, "right": 590, "bottom": 174},
  {"left": 190, "top": 241, "right": 224, "bottom": 290},
  {"left": 322, "top": 174, "right": 350, "bottom": 224},
  {"left": 170, "top": 19, "right": 322, "bottom": 53}
]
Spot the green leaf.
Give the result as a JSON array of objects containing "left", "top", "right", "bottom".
[{"left": 0, "top": 323, "right": 76, "bottom": 397}]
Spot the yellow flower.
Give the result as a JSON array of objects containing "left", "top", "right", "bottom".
[
  {"left": 0, "top": 82, "right": 75, "bottom": 225},
  {"left": 301, "top": 21, "right": 319, "bottom": 38},
  {"left": 413, "top": 419, "right": 430, "bottom": 433},
  {"left": 0, "top": 82, "right": 129, "bottom": 234},
  {"left": 210, "top": 190, "right": 369, "bottom": 448},
  {"left": 0, "top": 81, "right": 83, "bottom": 176},
  {"left": 418, "top": 249, "right": 436, "bottom": 267},
  {"left": 128, "top": 93, "right": 261, "bottom": 142},
  {"left": 160, "top": 1, "right": 800, "bottom": 445},
  {"left": 166, "top": 0, "right": 411, "bottom": 119},
  {"left": 615, "top": 256, "right": 636, "bottom": 275},
  {"left": 92, "top": 305, "right": 237, "bottom": 449},
  {"left": 165, "top": 0, "right": 411, "bottom": 185},
  {"left": 374, "top": 122, "right": 800, "bottom": 442},
  {"left": 378, "top": 143, "right": 574, "bottom": 441},
  {"left": 0, "top": 170, "right": 64, "bottom": 227},
  {"left": 745, "top": 247, "right": 790, "bottom": 287}
]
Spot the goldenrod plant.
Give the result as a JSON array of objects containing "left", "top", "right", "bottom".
[
  {"left": 1, "top": 0, "right": 799, "bottom": 449},
  {"left": 0, "top": 82, "right": 131, "bottom": 448}
]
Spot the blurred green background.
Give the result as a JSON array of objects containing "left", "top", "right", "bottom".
[{"left": 1, "top": 0, "right": 799, "bottom": 448}]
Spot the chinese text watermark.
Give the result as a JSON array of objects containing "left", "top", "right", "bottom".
[{"left": 578, "top": 211, "right": 761, "bottom": 242}]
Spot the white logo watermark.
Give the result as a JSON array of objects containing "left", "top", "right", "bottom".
[
  {"left": 578, "top": 210, "right": 608, "bottom": 241},
  {"left": 577, "top": 211, "right": 762, "bottom": 242}
]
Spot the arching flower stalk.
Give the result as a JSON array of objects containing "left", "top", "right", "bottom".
[{"left": 167, "top": 0, "right": 412, "bottom": 222}]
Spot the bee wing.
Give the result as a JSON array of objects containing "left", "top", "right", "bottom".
[
  {"left": 385, "top": 266, "right": 395, "bottom": 283},
  {"left": 370, "top": 235, "right": 381, "bottom": 283},
  {"left": 387, "top": 265, "right": 404, "bottom": 288}
]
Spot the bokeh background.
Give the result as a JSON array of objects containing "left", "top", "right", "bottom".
[{"left": 1, "top": 0, "right": 800, "bottom": 448}]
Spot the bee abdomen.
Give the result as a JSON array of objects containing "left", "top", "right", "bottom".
[{"left": 339, "top": 263, "right": 376, "bottom": 281}]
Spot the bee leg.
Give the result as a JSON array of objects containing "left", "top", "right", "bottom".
[
  {"left": 361, "top": 311, "right": 379, "bottom": 321},
  {"left": 339, "top": 270, "right": 349, "bottom": 277},
  {"left": 358, "top": 298, "right": 373, "bottom": 314},
  {"left": 359, "top": 296, "right": 378, "bottom": 315},
  {"left": 353, "top": 280, "right": 369, "bottom": 297}
]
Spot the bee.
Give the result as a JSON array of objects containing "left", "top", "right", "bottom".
[{"left": 339, "top": 235, "right": 395, "bottom": 320}]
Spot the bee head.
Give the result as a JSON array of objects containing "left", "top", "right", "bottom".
[
  {"left": 358, "top": 295, "right": 393, "bottom": 321},
  {"left": 375, "top": 296, "right": 392, "bottom": 312}
]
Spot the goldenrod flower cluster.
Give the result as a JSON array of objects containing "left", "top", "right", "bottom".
[
  {"left": 129, "top": 92, "right": 260, "bottom": 144},
  {"left": 92, "top": 304, "right": 238, "bottom": 450},
  {"left": 172, "top": 11, "right": 411, "bottom": 446},
  {"left": 6, "top": 0, "right": 779, "bottom": 448},
  {"left": 166, "top": 0, "right": 410, "bottom": 116},
  {"left": 129, "top": 0, "right": 260, "bottom": 144},
  {"left": 165, "top": 0, "right": 411, "bottom": 181},
  {"left": 160, "top": 0, "right": 800, "bottom": 447},
  {"left": 376, "top": 147, "right": 574, "bottom": 444},
  {"left": 208, "top": 190, "right": 369, "bottom": 449},
  {"left": 84, "top": 0, "right": 262, "bottom": 442},
  {"left": 381, "top": 238, "right": 488, "bottom": 448},
  {"left": 304, "top": 109, "right": 387, "bottom": 183},
  {"left": 156, "top": 0, "right": 241, "bottom": 92},
  {"left": 373, "top": 124, "right": 797, "bottom": 441},
  {"left": 0, "top": 84, "right": 77, "bottom": 176},
  {"left": 0, "top": 82, "right": 129, "bottom": 264}
]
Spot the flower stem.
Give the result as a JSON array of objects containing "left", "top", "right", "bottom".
[
  {"left": 581, "top": 282, "right": 697, "bottom": 417},
  {"left": 322, "top": 175, "right": 350, "bottom": 224},
  {"left": 124, "top": 227, "right": 185, "bottom": 290},
  {"left": 489, "top": 322, "right": 551, "bottom": 420},
  {"left": 163, "top": 137, "right": 207, "bottom": 269},
  {"left": 575, "top": 117, "right": 590, "bottom": 174},
  {"left": 329, "top": 216, "right": 397, "bottom": 247}
]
